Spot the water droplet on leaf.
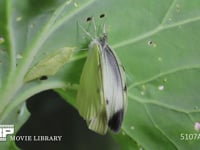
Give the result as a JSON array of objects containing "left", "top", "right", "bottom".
[
  {"left": 16, "top": 16, "right": 23, "bottom": 21},
  {"left": 74, "top": 2, "right": 78, "bottom": 7},
  {"left": 194, "top": 122, "right": 200, "bottom": 131},
  {"left": 0, "top": 36, "right": 5, "bottom": 44},
  {"left": 130, "top": 126, "right": 134, "bottom": 130},
  {"left": 147, "top": 40, "right": 157, "bottom": 47},
  {"left": 158, "top": 85, "right": 164, "bottom": 91}
]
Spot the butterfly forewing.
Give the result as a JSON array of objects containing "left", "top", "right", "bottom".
[{"left": 100, "top": 40, "right": 127, "bottom": 132}]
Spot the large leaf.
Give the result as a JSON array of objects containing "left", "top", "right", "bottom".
[
  {"left": 57, "top": 0, "right": 200, "bottom": 149},
  {"left": 0, "top": 0, "right": 200, "bottom": 149}
]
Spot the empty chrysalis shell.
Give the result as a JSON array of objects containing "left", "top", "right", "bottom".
[{"left": 24, "top": 47, "right": 75, "bottom": 82}]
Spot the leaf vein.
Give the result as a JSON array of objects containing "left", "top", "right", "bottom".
[
  {"left": 129, "top": 94, "right": 191, "bottom": 114},
  {"left": 129, "top": 65, "right": 200, "bottom": 89},
  {"left": 15, "top": 0, "right": 95, "bottom": 82},
  {"left": 114, "top": 2, "right": 200, "bottom": 49},
  {"left": 160, "top": 0, "right": 177, "bottom": 25},
  {"left": 144, "top": 104, "right": 179, "bottom": 150}
]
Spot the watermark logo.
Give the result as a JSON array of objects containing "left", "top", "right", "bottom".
[
  {"left": 0, "top": 124, "right": 62, "bottom": 142},
  {"left": 0, "top": 125, "right": 14, "bottom": 141}
]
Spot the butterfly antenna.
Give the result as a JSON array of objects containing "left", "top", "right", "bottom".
[
  {"left": 78, "top": 21, "right": 93, "bottom": 39},
  {"left": 102, "top": 23, "right": 107, "bottom": 41},
  {"left": 92, "top": 18, "right": 97, "bottom": 38}
]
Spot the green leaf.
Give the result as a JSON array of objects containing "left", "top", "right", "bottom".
[
  {"left": 57, "top": 0, "right": 200, "bottom": 149},
  {"left": 0, "top": 103, "right": 30, "bottom": 149},
  {"left": 1, "top": 0, "right": 200, "bottom": 149}
]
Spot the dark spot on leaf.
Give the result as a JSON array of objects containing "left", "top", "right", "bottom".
[
  {"left": 17, "top": 109, "right": 21, "bottom": 114},
  {"left": 40, "top": 75, "right": 48, "bottom": 80},
  {"left": 100, "top": 13, "right": 105, "bottom": 18},
  {"left": 86, "top": 17, "right": 92, "bottom": 22},
  {"left": 148, "top": 40, "right": 153, "bottom": 45},
  {"left": 148, "top": 40, "right": 157, "bottom": 47}
]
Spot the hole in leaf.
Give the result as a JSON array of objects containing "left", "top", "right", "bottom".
[{"left": 40, "top": 76, "right": 48, "bottom": 80}]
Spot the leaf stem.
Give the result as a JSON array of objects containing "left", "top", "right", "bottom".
[{"left": 0, "top": 80, "right": 66, "bottom": 123}]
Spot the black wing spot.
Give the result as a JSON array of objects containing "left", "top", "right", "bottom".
[
  {"left": 108, "top": 109, "right": 124, "bottom": 133},
  {"left": 40, "top": 75, "right": 48, "bottom": 80}
]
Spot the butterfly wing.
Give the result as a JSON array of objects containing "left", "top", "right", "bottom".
[
  {"left": 101, "top": 42, "right": 127, "bottom": 133},
  {"left": 77, "top": 41, "right": 108, "bottom": 134}
]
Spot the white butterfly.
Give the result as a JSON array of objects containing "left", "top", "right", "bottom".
[{"left": 77, "top": 16, "right": 127, "bottom": 134}]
